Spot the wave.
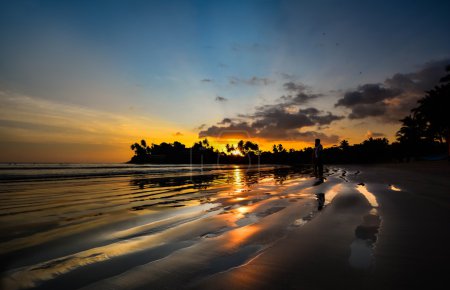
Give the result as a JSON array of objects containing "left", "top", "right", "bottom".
[{"left": 0, "top": 163, "right": 287, "bottom": 182}]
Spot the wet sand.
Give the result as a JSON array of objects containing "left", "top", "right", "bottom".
[
  {"left": 195, "top": 162, "right": 450, "bottom": 290},
  {"left": 1, "top": 162, "right": 449, "bottom": 290}
]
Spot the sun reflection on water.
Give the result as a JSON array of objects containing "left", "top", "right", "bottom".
[{"left": 225, "top": 225, "right": 260, "bottom": 249}]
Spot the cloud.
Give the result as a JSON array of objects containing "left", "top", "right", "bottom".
[
  {"left": 279, "top": 73, "right": 295, "bottom": 80},
  {"left": 198, "top": 119, "right": 339, "bottom": 143},
  {"left": 0, "top": 90, "right": 165, "bottom": 145},
  {"left": 215, "top": 96, "right": 228, "bottom": 102},
  {"left": 348, "top": 103, "right": 387, "bottom": 119},
  {"left": 279, "top": 93, "right": 320, "bottom": 105},
  {"left": 279, "top": 82, "right": 321, "bottom": 104},
  {"left": 218, "top": 118, "right": 233, "bottom": 124},
  {"left": 283, "top": 81, "right": 307, "bottom": 93},
  {"left": 365, "top": 130, "right": 385, "bottom": 138},
  {"left": 335, "top": 84, "right": 400, "bottom": 107},
  {"left": 335, "top": 59, "right": 450, "bottom": 121},
  {"left": 385, "top": 59, "right": 450, "bottom": 93},
  {"left": 229, "top": 76, "right": 275, "bottom": 86},
  {"left": 174, "top": 132, "right": 183, "bottom": 136},
  {"left": 199, "top": 83, "right": 343, "bottom": 144},
  {"left": 201, "top": 78, "right": 213, "bottom": 83}
]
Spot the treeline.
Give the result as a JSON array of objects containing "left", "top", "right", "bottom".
[{"left": 128, "top": 137, "right": 446, "bottom": 165}]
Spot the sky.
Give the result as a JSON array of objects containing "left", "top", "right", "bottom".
[{"left": 0, "top": 0, "right": 449, "bottom": 162}]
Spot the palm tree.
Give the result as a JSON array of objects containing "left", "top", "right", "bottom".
[
  {"left": 412, "top": 67, "right": 450, "bottom": 157},
  {"left": 396, "top": 115, "right": 423, "bottom": 144},
  {"left": 340, "top": 140, "right": 349, "bottom": 150}
]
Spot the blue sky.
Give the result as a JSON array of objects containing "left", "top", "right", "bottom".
[{"left": 1, "top": 0, "right": 449, "bottom": 161}]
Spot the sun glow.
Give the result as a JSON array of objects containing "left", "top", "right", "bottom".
[{"left": 230, "top": 149, "right": 244, "bottom": 156}]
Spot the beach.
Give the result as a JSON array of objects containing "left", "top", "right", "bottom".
[{"left": 1, "top": 162, "right": 449, "bottom": 290}]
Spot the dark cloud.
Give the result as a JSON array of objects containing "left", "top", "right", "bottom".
[
  {"left": 283, "top": 81, "right": 307, "bottom": 93},
  {"left": 279, "top": 82, "right": 320, "bottom": 104},
  {"left": 198, "top": 120, "right": 339, "bottom": 144},
  {"left": 174, "top": 132, "right": 183, "bottom": 136},
  {"left": 201, "top": 78, "right": 213, "bottom": 83},
  {"left": 200, "top": 88, "right": 343, "bottom": 143},
  {"left": 279, "top": 73, "right": 295, "bottom": 80},
  {"left": 280, "top": 92, "right": 320, "bottom": 104},
  {"left": 335, "top": 84, "right": 400, "bottom": 108},
  {"left": 218, "top": 118, "right": 233, "bottom": 124},
  {"left": 299, "top": 107, "right": 320, "bottom": 115},
  {"left": 348, "top": 103, "right": 387, "bottom": 119},
  {"left": 196, "top": 124, "right": 206, "bottom": 130},
  {"left": 215, "top": 96, "right": 228, "bottom": 102},
  {"left": 336, "top": 59, "right": 450, "bottom": 121},
  {"left": 198, "top": 122, "right": 256, "bottom": 138},
  {"left": 385, "top": 59, "right": 450, "bottom": 93},
  {"left": 310, "top": 112, "right": 345, "bottom": 124},
  {"left": 366, "top": 130, "right": 385, "bottom": 138},
  {"left": 229, "top": 76, "right": 275, "bottom": 86}
]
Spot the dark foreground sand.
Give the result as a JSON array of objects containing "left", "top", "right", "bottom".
[
  {"left": 194, "top": 161, "right": 450, "bottom": 290},
  {"left": 1, "top": 162, "right": 449, "bottom": 290}
]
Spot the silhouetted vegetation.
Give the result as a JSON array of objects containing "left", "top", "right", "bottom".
[
  {"left": 129, "top": 67, "right": 449, "bottom": 164},
  {"left": 395, "top": 65, "right": 450, "bottom": 160},
  {"left": 129, "top": 136, "right": 445, "bottom": 165}
]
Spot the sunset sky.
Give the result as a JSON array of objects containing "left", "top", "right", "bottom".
[{"left": 1, "top": 0, "right": 449, "bottom": 162}]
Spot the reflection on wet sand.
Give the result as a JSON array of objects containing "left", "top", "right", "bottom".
[
  {"left": 0, "top": 165, "right": 363, "bottom": 290},
  {"left": 356, "top": 184, "right": 379, "bottom": 208},
  {"left": 225, "top": 225, "right": 260, "bottom": 250},
  {"left": 349, "top": 183, "right": 381, "bottom": 270},
  {"left": 389, "top": 184, "right": 401, "bottom": 191}
]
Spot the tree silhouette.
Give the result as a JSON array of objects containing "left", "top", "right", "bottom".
[
  {"left": 396, "top": 64, "right": 450, "bottom": 159},
  {"left": 396, "top": 114, "right": 426, "bottom": 158},
  {"left": 340, "top": 140, "right": 349, "bottom": 150},
  {"left": 272, "top": 144, "right": 278, "bottom": 154}
]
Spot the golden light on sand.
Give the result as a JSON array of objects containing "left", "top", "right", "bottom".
[
  {"left": 226, "top": 225, "right": 259, "bottom": 249},
  {"left": 236, "top": 206, "right": 249, "bottom": 215},
  {"left": 390, "top": 185, "right": 401, "bottom": 191}
]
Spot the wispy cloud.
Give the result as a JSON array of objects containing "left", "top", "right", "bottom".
[
  {"left": 0, "top": 90, "right": 168, "bottom": 145},
  {"left": 229, "top": 76, "right": 275, "bottom": 86},
  {"left": 215, "top": 96, "right": 228, "bottom": 102},
  {"left": 365, "top": 130, "right": 385, "bottom": 138}
]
